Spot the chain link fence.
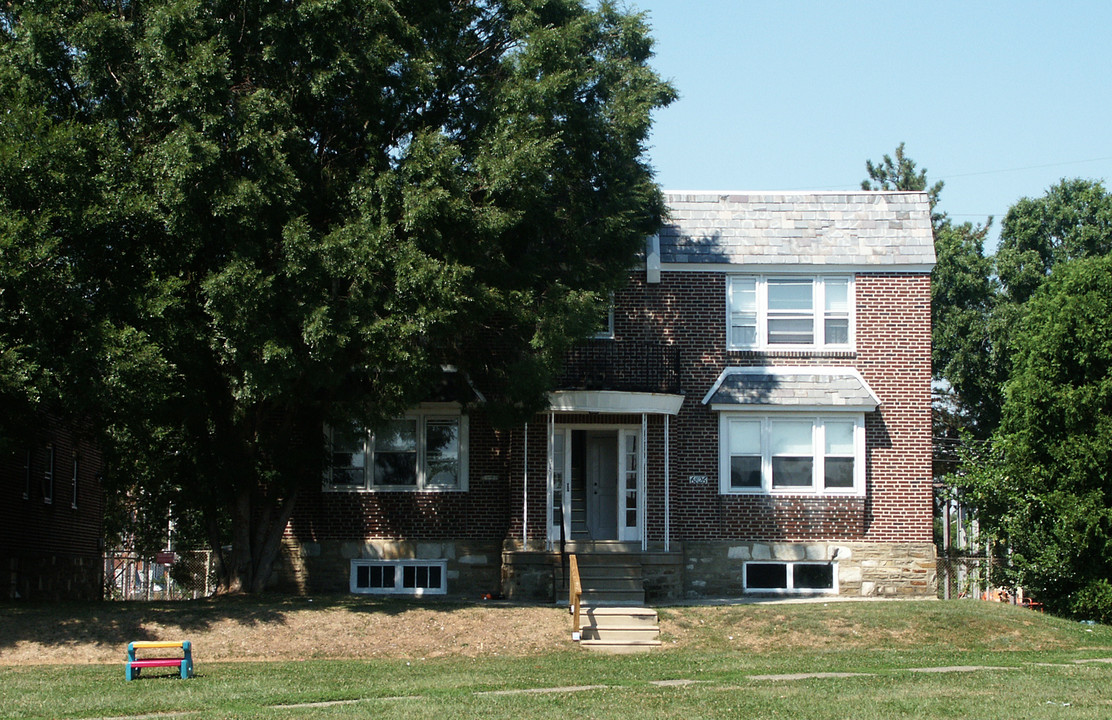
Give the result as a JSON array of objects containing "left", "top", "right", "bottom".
[
  {"left": 936, "top": 555, "right": 994, "bottom": 600},
  {"left": 104, "top": 550, "right": 216, "bottom": 601}
]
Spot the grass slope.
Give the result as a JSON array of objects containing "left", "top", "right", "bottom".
[{"left": 2, "top": 597, "right": 1111, "bottom": 719}]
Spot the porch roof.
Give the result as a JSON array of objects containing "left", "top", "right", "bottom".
[
  {"left": 548, "top": 389, "right": 685, "bottom": 415},
  {"left": 702, "top": 367, "right": 880, "bottom": 411}
]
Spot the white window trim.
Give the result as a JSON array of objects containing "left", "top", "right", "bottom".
[
  {"left": 592, "top": 294, "right": 616, "bottom": 340},
  {"left": 324, "top": 405, "right": 469, "bottom": 492},
  {"left": 726, "top": 274, "right": 855, "bottom": 351},
  {"left": 22, "top": 449, "right": 31, "bottom": 500},
  {"left": 349, "top": 559, "right": 447, "bottom": 595},
  {"left": 42, "top": 445, "right": 54, "bottom": 505},
  {"left": 718, "top": 413, "right": 865, "bottom": 496},
  {"left": 743, "top": 561, "right": 839, "bottom": 595}
]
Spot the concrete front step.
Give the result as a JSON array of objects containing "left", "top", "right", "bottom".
[
  {"left": 565, "top": 541, "right": 643, "bottom": 554},
  {"left": 582, "top": 606, "right": 660, "bottom": 627},
  {"left": 577, "top": 606, "right": 660, "bottom": 653},
  {"left": 567, "top": 550, "right": 647, "bottom": 606},
  {"left": 581, "top": 589, "right": 645, "bottom": 606},
  {"left": 577, "top": 575, "right": 643, "bottom": 591}
]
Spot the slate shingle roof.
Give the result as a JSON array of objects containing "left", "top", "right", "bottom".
[
  {"left": 703, "top": 368, "right": 880, "bottom": 410},
  {"left": 660, "top": 191, "right": 935, "bottom": 267}
]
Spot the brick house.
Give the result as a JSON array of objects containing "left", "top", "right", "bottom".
[
  {"left": 284, "top": 190, "right": 936, "bottom": 601},
  {"left": 1, "top": 416, "right": 105, "bottom": 600}
]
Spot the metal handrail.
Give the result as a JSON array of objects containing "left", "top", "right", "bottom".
[{"left": 569, "top": 554, "right": 583, "bottom": 640}]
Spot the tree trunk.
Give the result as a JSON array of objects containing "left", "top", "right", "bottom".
[
  {"left": 248, "top": 489, "right": 299, "bottom": 593},
  {"left": 212, "top": 484, "right": 300, "bottom": 594}
]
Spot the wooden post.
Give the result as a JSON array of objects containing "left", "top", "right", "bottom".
[{"left": 569, "top": 554, "right": 582, "bottom": 640}]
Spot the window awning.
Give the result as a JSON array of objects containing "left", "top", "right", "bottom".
[
  {"left": 548, "top": 390, "right": 685, "bottom": 415},
  {"left": 702, "top": 367, "right": 880, "bottom": 412}
]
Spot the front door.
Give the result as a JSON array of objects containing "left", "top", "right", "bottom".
[
  {"left": 585, "top": 431, "right": 618, "bottom": 540},
  {"left": 548, "top": 426, "right": 641, "bottom": 544}
]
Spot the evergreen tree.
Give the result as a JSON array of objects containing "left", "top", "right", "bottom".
[{"left": 0, "top": 0, "right": 675, "bottom": 591}]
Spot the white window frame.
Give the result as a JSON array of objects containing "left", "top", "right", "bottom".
[
  {"left": 42, "top": 444, "right": 54, "bottom": 505},
  {"left": 22, "top": 449, "right": 31, "bottom": 500},
  {"left": 324, "top": 405, "right": 469, "bottom": 492},
  {"left": 71, "top": 456, "right": 79, "bottom": 509},
  {"left": 349, "top": 559, "right": 447, "bottom": 595},
  {"left": 743, "top": 561, "right": 839, "bottom": 595},
  {"left": 727, "top": 275, "right": 855, "bottom": 351},
  {"left": 718, "top": 413, "right": 865, "bottom": 496},
  {"left": 593, "top": 293, "right": 616, "bottom": 340}
]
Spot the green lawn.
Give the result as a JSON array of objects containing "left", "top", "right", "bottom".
[{"left": 3, "top": 600, "right": 1112, "bottom": 719}]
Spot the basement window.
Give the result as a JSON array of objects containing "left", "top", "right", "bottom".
[
  {"left": 350, "top": 559, "right": 447, "bottom": 596},
  {"left": 743, "top": 561, "right": 837, "bottom": 594}
]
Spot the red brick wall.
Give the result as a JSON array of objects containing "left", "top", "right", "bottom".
[
  {"left": 289, "top": 413, "right": 514, "bottom": 542},
  {"left": 289, "top": 268, "right": 933, "bottom": 549},
  {"left": 516, "top": 269, "right": 933, "bottom": 545},
  {"left": 1, "top": 417, "right": 105, "bottom": 600}
]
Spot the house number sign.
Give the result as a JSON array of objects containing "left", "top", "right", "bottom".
[{"left": 688, "top": 475, "right": 709, "bottom": 485}]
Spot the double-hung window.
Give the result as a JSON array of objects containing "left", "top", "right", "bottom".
[
  {"left": 325, "top": 408, "right": 468, "bottom": 491},
  {"left": 727, "top": 275, "right": 853, "bottom": 350},
  {"left": 42, "top": 444, "right": 54, "bottom": 504},
  {"left": 720, "top": 414, "right": 864, "bottom": 495}
]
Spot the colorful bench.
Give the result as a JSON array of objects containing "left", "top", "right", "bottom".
[{"left": 125, "top": 640, "right": 193, "bottom": 681}]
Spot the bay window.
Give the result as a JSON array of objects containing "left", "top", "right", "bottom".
[
  {"left": 720, "top": 414, "right": 864, "bottom": 495},
  {"left": 325, "top": 408, "right": 467, "bottom": 491}
]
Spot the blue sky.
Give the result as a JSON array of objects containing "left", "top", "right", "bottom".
[{"left": 636, "top": 1, "right": 1112, "bottom": 247}]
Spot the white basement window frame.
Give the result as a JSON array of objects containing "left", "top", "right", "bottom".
[
  {"left": 349, "top": 559, "right": 448, "bottom": 596},
  {"left": 324, "top": 405, "right": 468, "bottom": 492},
  {"left": 743, "top": 561, "right": 839, "bottom": 595},
  {"left": 727, "top": 275, "right": 854, "bottom": 351},
  {"left": 719, "top": 413, "right": 865, "bottom": 496}
]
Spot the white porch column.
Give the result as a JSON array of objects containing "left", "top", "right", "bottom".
[
  {"left": 641, "top": 413, "right": 648, "bottom": 552},
  {"left": 664, "top": 414, "right": 671, "bottom": 553},
  {"left": 522, "top": 421, "right": 528, "bottom": 549},
  {"left": 546, "top": 413, "right": 554, "bottom": 551}
]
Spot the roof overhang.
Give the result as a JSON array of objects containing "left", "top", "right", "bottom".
[
  {"left": 702, "top": 366, "right": 880, "bottom": 412},
  {"left": 548, "top": 390, "right": 685, "bottom": 416}
]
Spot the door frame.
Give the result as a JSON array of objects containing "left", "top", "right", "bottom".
[{"left": 546, "top": 420, "right": 644, "bottom": 546}]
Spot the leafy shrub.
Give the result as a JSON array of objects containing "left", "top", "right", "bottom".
[{"left": 1070, "top": 579, "right": 1112, "bottom": 624}]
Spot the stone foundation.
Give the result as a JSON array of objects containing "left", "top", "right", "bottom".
[
  {"left": 682, "top": 541, "right": 937, "bottom": 598},
  {"left": 279, "top": 538, "right": 936, "bottom": 601},
  {"left": 278, "top": 538, "right": 503, "bottom": 597}
]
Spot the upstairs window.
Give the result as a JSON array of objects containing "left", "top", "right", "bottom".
[
  {"left": 71, "top": 457, "right": 79, "bottom": 509},
  {"left": 728, "top": 276, "right": 854, "bottom": 350},
  {"left": 593, "top": 293, "right": 616, "bottom": 340},
  {"left": 325, "top": 408, "right": 468, "bottom": 492},
  {"left": 22, "top": 449, "right": 31, "bottom": 500},
  {"left": 42, "top": 445, "right": 54, "bottom": 504}
]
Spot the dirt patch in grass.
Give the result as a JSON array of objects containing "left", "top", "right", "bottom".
[{"left": 0, "top": 596, "right": 572, "bottom": 665}]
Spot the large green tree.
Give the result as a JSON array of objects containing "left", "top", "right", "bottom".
[
  {"left": 0, "top": 0, "right": 674, "bottom": 590},
  {"left": 959, "top": 254, "right": 1112, "bottom": 619},
  {"left": 996, "top": 178, "right": 1112, "bottom": 305}
]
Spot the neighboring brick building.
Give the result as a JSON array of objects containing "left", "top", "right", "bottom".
[
  {"left": 1, "top": 417, "right": 105, "bottom": 600},
  {"left": 285, "top": 191, "right": 936, "bottom": 601}
]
